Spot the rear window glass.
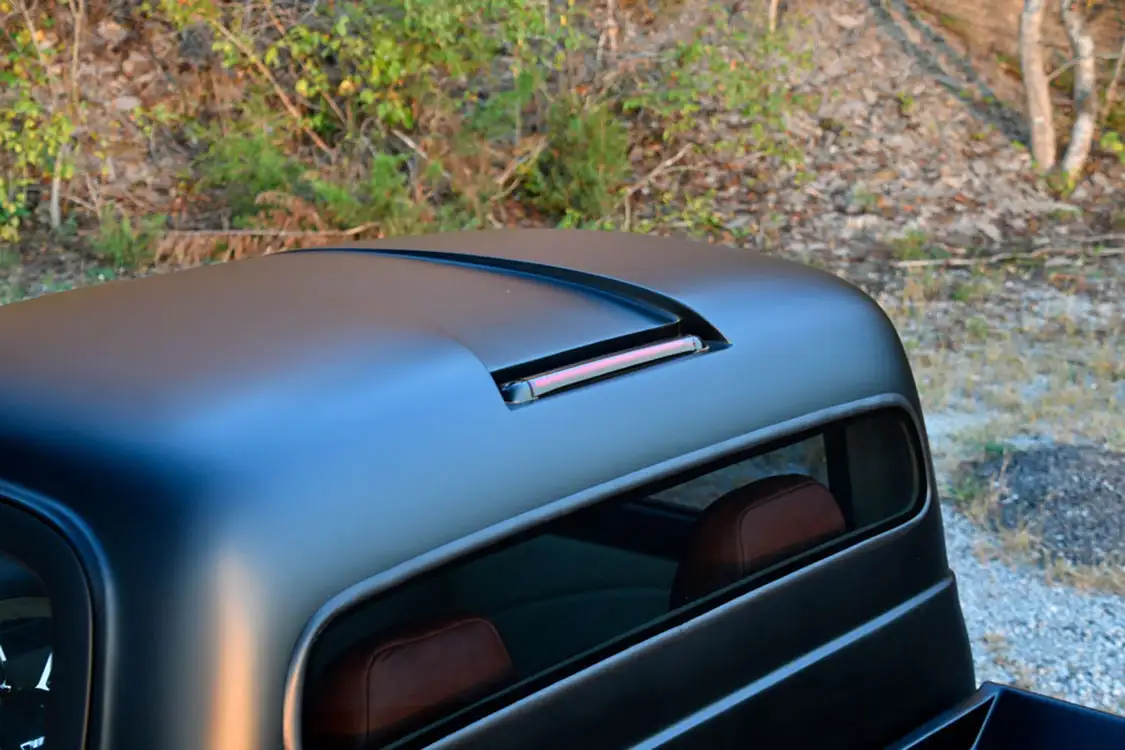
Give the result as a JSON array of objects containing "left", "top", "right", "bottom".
[
  {"left": 650, "top": 434, "right": 828, "bottom": 510},
  {"left": 0, "top": 552, "right": 51, "bottom": 750},
  {"left": 301, "top": 408, "right": 921, "bottom": 750}
]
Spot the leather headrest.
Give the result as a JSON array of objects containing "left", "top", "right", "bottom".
[
  {"left": 305, "top": 616, "right": 515, "bottom": 750},
  {"left": 670, "top": 474, "right": 846, "bottom": 608}
]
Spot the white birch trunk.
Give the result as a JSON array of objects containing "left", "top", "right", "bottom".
[
  {"left": 1059, "top": 0, "right": 1098, "bottom": 182},
  {"left": 1020, "top": 0, "right": 1057, "bottom": 170}
]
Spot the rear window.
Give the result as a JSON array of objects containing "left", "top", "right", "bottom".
[
  {"left": 0, "top": 552, "right": 51, "bottom": 750},
  {"left": 300, "top": 407, "right": 922, "bottom": 749},
  {"left": 649, "top": 434, "right": 829, "bottom": 510}
]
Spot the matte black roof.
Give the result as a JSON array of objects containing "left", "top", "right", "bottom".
[
  {"left": 0, "top": 229, "right": 922, "bottom": 750},
  {"left": 0, "top": 226, "right": 923, "bottom": 573}
]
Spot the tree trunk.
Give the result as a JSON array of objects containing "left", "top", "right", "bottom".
[
  {"left": 768, "top": 0, "right": 780, "bottom": 33},
  {"left": 1059, "top": 0, "right": 1098, "bottom": 182},
  {"left": 1020, "top": 0, "right": 1057, "bottom": 170}
]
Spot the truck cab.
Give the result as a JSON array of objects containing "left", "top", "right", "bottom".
[{"left": 0, "top": 229, "right": 1119, "bottom": 750}]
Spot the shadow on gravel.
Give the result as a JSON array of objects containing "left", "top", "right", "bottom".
[
  {"left": 958, "top": 442, "right": 1125, "bottom": 574},
  {"left": 866, "top": 0, "right": 1027, "bottom": 143}
]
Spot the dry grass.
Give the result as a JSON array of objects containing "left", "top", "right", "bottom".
[
  {"left": 872, "top": 251, "right": 1125, "bottom": 594},
  {"left": 880, "top": 260, "right": 1125, "bottom": 446}
]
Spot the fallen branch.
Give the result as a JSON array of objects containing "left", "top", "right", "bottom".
[
  {"left": 621, "top": 144, "right": 693, "bottom": 231},
  {"left": 892, "top": 244, "right": 1125, "bottom": 269},
  {"left": 624, "top": 145, "right": 694, "bottom": 199},
  {"left": 161, "top": 223, "right": 376, "bottom": 239},
  {"left": 392, "top": 129, "right": 453, "bottom": 182},
  {"left": 1072, "top": 233, "right": 1125, "bottom": 244}
]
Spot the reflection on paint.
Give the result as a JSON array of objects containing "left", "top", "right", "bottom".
[{"left": 207, "top": 552, "right": 260, "bottom": 750}]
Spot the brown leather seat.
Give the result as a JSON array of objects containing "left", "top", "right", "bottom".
[
  {"left": 670, "top": 474, "right": 847, "bottom": 609},
  {"left": 305, "top": 616, "right": 516, "bottom": 750}
]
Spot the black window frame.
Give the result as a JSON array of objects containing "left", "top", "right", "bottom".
[
  {"left": 0, "top": 492, "right": 96, "bottom": 750},
  {"left": 298, "top": 404, "right": 928, "bottom": 750}
]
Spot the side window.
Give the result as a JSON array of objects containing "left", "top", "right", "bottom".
[
  {"left": 0, "top": 552, "right": 52, "bottom": 750},
  {"left": 301, "top": 408, "right": 922, "bottom": 750}
]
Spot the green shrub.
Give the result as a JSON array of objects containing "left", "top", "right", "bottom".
[
  {"left": 524, "top": 97, "right": 631, "bottom": 221},
  {"left": 197, "top": 130, "right": 304, "bottom": 219},
  {"left": 92, "top": 208, "right": 166, "bottom": 268},
  {"left": 621, "top": 7, "right": 810, "bottom": 166},
  {"left": 308, "top": 153, "right": 419, "bottom": 232}
]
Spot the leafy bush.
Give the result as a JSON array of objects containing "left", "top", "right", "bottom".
[
  {"left": 0, "top": 4, "right": 74, "bottom": 242},
  {"left": 0, "top": 0, "right": 817, "bottom": 252},
  {"left": 524, "top": 97, "right": 631, "bottom": 221},
  {"left": 92, "top": 208, "right": 166, "bottom": 268},
  {"left": 307, "top": 153, "right": 419, "bottom": 232},
  {"left": 197, "top": 130, "right": 304, "bottom": 218},
  {"left": 622, "top": 10, "right": 810, "bottom": 166},
  {"left": 161, "top": 0, "right": 580, "bottom": 139}
]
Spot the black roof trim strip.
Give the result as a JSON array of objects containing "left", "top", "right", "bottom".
[{"left": 285, "top": 246, "right": 729, "bottom": 345}]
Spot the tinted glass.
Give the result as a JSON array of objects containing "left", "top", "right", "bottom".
[
  {"left": 301, "top": 408, "right": 921, "bottom": 750},
  {"left": 0, "top": 553, "right": 51, "bottom": 750},
  {"left": 650, "top": 434, "right": 828, "bottom": 510}
]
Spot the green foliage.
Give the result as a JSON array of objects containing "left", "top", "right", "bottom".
[
  {"left": 896, "top": 92, "right": 916, "bottom": 117},
  {"left": 0, "top": 5, "right": 75, "bottom": 243},
  {"left": 890, "top": 230, "right": 947, "bottom": 262},
  {"left": 4, "top": 0, "right": 815, "bottom": 252},
  {"left": 198, "top": 128, "right": 424, "bottom": 232},
  {"left": 162, "top": 0, "right": 580, "bottom": 137},
  {"left": 524, "top": 97, "right": 631, "bottom": 221},
  {"left": 851, "top": 188, "right": 880, "bottom": 214},
  {"left": 92, "top": 207, "right": 166, "bottom": 268},
  {"left": 677, "top": 190, "right": 725, "bottom": 239},
  {"left": 1100, "top": 131, "right": 1125, "bottom": 167},
  {"left": 197, "top": 130, "right": 304, "bottom": 217},
  {"left": 307, "top": 153, "right": 419, "bottom": 232},
  {"left": 0, "top": 244, "right": 19, "bottom": 269},
  {"left": 621, "top": 8, "right": 810, "bottom": 167}
]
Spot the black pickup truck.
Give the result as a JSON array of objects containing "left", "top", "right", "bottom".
[{"left": 0, "top": 229, "right": 1122, "bottom": 750}]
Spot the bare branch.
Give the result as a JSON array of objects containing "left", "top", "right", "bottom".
[
  {"left": 621, "top": 144, "right": 693, "bottom": 231},
  {"left": 1104, "top": 36, "right": 1125, "bottom": 119}
]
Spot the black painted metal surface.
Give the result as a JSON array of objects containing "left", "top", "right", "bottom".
[{"left": 0, "top": 229, "right": 965, "bottom": 750}]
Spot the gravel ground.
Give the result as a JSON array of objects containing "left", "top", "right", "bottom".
[{"left": 942, "top": 501, "right": 1125, "bottom": 715}]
